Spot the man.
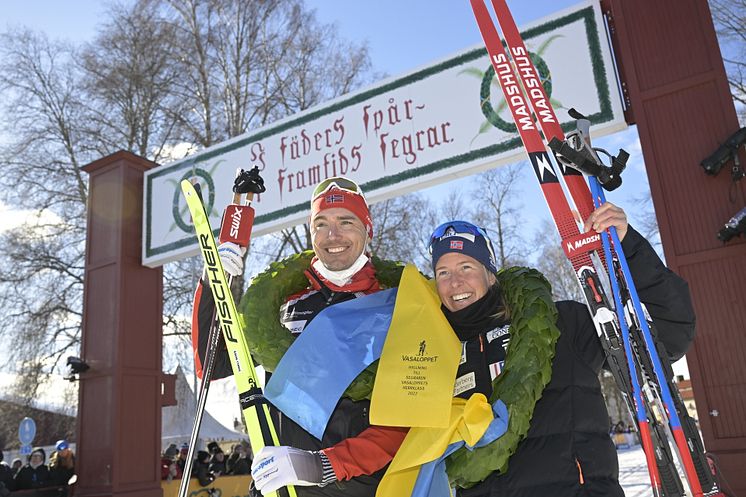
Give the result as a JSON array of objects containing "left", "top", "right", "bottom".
[
  {"left": 192, "top": 177, "right": 406, "bottom": 496},
  {"left": 14, "top": 448, "right": 50, "bottom": 490},
  {"left": 175, "top": 443, "right": 189, "bottom": 478},
  {"left": 0, "top": 450, "right": 15, "bottom": 494}
]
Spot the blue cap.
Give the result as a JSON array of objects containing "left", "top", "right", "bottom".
[
  {"left": 55, "top": 440, "right": 69, "bottom": 451},
  {"left": 429, "top": 221, "right": 498, "bottom": 274}
]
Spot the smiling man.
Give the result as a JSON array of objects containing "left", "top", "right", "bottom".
[
  {"left": 279, "top": 178, "right": 378, "bottom": 333},
  {"left": 192, "top": 177, "right": 407, "bottom": 497}
]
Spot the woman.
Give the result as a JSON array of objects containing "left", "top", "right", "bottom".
[
  {"left": 193, "top": 451, "right": 216, "bottom": 487},
  {"left": 14, "top": 448, "right": 50, "bottom": 490},
  {"left": 428, "top": 203, "right": 695, "bottom": 497},
  {"left": 226, "top": 444, "right": 251, "bottom": 475}
]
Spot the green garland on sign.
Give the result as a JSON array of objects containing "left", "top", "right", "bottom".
[{"left": 237, "top": 256, "right": 559, "bottom": 487}]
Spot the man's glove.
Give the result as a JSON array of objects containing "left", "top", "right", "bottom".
[
  {"left": 218, "top": 241, "right": 246, "bottom": 276},
  {"left": 251, "top": 446, "right": 324, "bottom": 494}
]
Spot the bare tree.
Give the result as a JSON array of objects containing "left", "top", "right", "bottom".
[
  {"left": 0, "top": 29, "right": 90, "bottom": 400},
  {"left": 0, "top": 0, "right": 376, "bottom": 394},
  {"left": 531, "top": 220, "right": 584, "bottom": 301},
  {"left": 709, "top": 0, "right": 746, "bottom": 122},
  {"left": 470, "top": 163, "right": 529, "bottom": 268},
  {"left": 370, "top": 193, "right": 437, "bottom": 269},
  {"left": 79, "top": 1, "right": 183, "bottom": 161}
]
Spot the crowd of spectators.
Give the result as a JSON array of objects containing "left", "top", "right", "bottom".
[
  {"left": 1, "top": 438, "right": 250, "bottom": 494},
  {"left": 0, "top": 441, "right": 75, "bottom": 496},
  {"left": 160, "top": 441, "right": 251, "bottom": 487}
]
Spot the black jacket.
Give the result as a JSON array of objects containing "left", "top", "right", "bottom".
[
  {"left": 272, "top": 284, "right": 386, "bottom": 497},
  {"left": 195, "top": 266, "right": 386, "bottom": 497},
  {"left": 455, "top": 227, "right": 695, "bottom": 497},
  {"left": 0, "top": 463, "right": 14, "bottom": 493},
  {"left": 14, "top": 464, "right": 50, "bottom": 490}
]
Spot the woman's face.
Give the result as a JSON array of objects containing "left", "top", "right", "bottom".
[{"left": 434, "top": 252, "right": 496, "bottom": 312}]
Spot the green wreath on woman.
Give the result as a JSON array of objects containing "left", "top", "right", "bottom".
[{"left": 237, "top": 252, "right": 560, "bottom": 488}]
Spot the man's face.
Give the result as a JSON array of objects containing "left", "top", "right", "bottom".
[{"left": 311, "top": 207, "right": 368, "bottom": 271}]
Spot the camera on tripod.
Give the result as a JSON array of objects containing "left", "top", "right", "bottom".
[
  {"left": 701, "top": 126, "right": 746, "bottom": 179},
  {"left": 717, "top": 207, "right": 746, "bottom": 242}
]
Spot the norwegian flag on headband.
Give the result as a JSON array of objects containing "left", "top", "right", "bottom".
[
  {"left": 326, "top": 194, "right": 345, "bottom": 203},
  {"left": 450, "top": 240, "right": 464, "bottom": 250}
]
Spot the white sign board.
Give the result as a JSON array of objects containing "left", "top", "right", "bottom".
[{"left": 143, "top": 1, "right": 625, "bottom": 267}]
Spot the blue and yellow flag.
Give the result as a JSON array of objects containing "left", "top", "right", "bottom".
[
  {"left": 370, "top": 265, "right": 461, "bottom": 428},
  {"left": 264, "top": 287, "right": 397, "bottom": 439}
]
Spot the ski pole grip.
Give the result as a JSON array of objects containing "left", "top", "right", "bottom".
[{"left": 218, "top": 204, "right": 254, "bottom": 247}]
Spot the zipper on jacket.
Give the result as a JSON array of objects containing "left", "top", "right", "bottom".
[{"left": 575, "top": 456, "right": 585, "bottom": 485}]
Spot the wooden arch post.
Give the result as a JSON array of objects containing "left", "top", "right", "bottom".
[
  {"left": 603, "top": 0, "right": 746, "bottom": 492},
  {"left": 77, "top": 151, "right": 165, "bottom": 497}
]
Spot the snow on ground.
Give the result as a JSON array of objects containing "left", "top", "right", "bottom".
[{"left": 618, "top": 444, "right": 657, "bottom": 496}]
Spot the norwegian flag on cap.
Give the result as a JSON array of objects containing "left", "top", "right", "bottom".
[
  {"left": 450, "top": 240, "right": 464, "bottom": 250},
  {"left": 311, "top": 186, "right": 373, "bottom": 239}
]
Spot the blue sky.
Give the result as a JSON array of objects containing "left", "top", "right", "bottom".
[
  {"left": 2, "top": 0, "right": 690, "bottom": 410},
  {"left": 2, "top": 0, "right": 653, "bottom": 234}
]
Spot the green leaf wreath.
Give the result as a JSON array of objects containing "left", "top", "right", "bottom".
[{"left": 238, "top": 255, "right": 559, "bottom": 488}]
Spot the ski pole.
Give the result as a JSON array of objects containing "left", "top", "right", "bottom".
[
  {"left": 182, "top": 168, "right": 297, "bottom": 497},
  {"left": 177, "top": 169, "right": 258, "bottom": 497}
]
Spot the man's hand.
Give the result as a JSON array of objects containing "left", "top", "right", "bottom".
[
  {"left": 251, "top": 446, "right": 323, "bottom": 494},
  {"left": 583, "top": 202, "right": 628, "bottom": 241},
  {"left": 218, "top": 241, "right": 246, "bottom": 276}
]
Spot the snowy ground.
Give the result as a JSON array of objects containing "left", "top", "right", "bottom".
[{"left": 618, "top": 444, "right": 656, "bottom": 496}]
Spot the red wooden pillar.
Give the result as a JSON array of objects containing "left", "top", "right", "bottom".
[
  {"left": 77, "top": 151, "right": 164, "bottom": 497},
  {"left": 603, "top": 0, "right": 746, "bottom": 492}
]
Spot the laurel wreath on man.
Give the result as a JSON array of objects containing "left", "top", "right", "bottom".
[{"left": 237, "top": 253, "right": 559, "bottom": 487}]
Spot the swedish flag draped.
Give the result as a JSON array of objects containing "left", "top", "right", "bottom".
[
  {"left": 264, "top": 287, "right": 397, "bottom": 439},
  {"left": 263, "top": 265, "right": 509, "bottom": 497},
  {"left": 265, "top": 265, "right": 461, "bottom": 437},
  {"left": 377, "top": 394, "right": 508, "bottom": 497}
]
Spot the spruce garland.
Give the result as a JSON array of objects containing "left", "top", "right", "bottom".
[
  {"left": 237, "top": 251, "right": 404, "bottom": 401},
  {"left": 446, "top": 266, "right": 560, "bottom": 488},
  {"left": 237, "top": 256, "right": 559, "bottom": 487}
]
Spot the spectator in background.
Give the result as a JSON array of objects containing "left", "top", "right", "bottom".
[
  {"left": 0, "top": 450, "right": 15, "bottom": 494},
  {"left": 175, "top": 443, "right": 189, "bottom": 478},
  {"left": 161, "top": 456, "right": 178, "bottom": 481},
  {"left": 10, "top": 459, "right": 22, "bottom": 476},
  {"left": 164, "top": 443, "right": 179, "bottom": 459},
  {"left": 207, "top": 444, "right": 226, "bottom": 476},
  {"left": 14, "top": 447, "right": 50, "bottom": 490},
  {"left": 49, "top": 440, "right": 76, "bottom": 489},
  {"left": 193, "top": 451, "right": 216, "bottom": 487},
  {"left": 226, "top": 444, "right": 250, "bottom": 476}
]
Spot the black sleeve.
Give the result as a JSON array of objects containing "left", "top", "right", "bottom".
[
  {"left": 620, "top": 226, "right": 696, "bottom": 362},
  {"left": 195, "top": 463, "right": 215, "bottom": 487},
  {"left": 559, "top": 300, "right": 607, "bottom": 372},
  {"left": 192, "top": 278, "right": 233, "bottom": 380}
]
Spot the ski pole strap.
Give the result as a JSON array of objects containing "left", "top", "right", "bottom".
[
  {"left": 548, "top": 137, "right": 627, "bottom": 191},
  {"left": 234, "top": 166, "right": 266, "bottom": 195}
]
